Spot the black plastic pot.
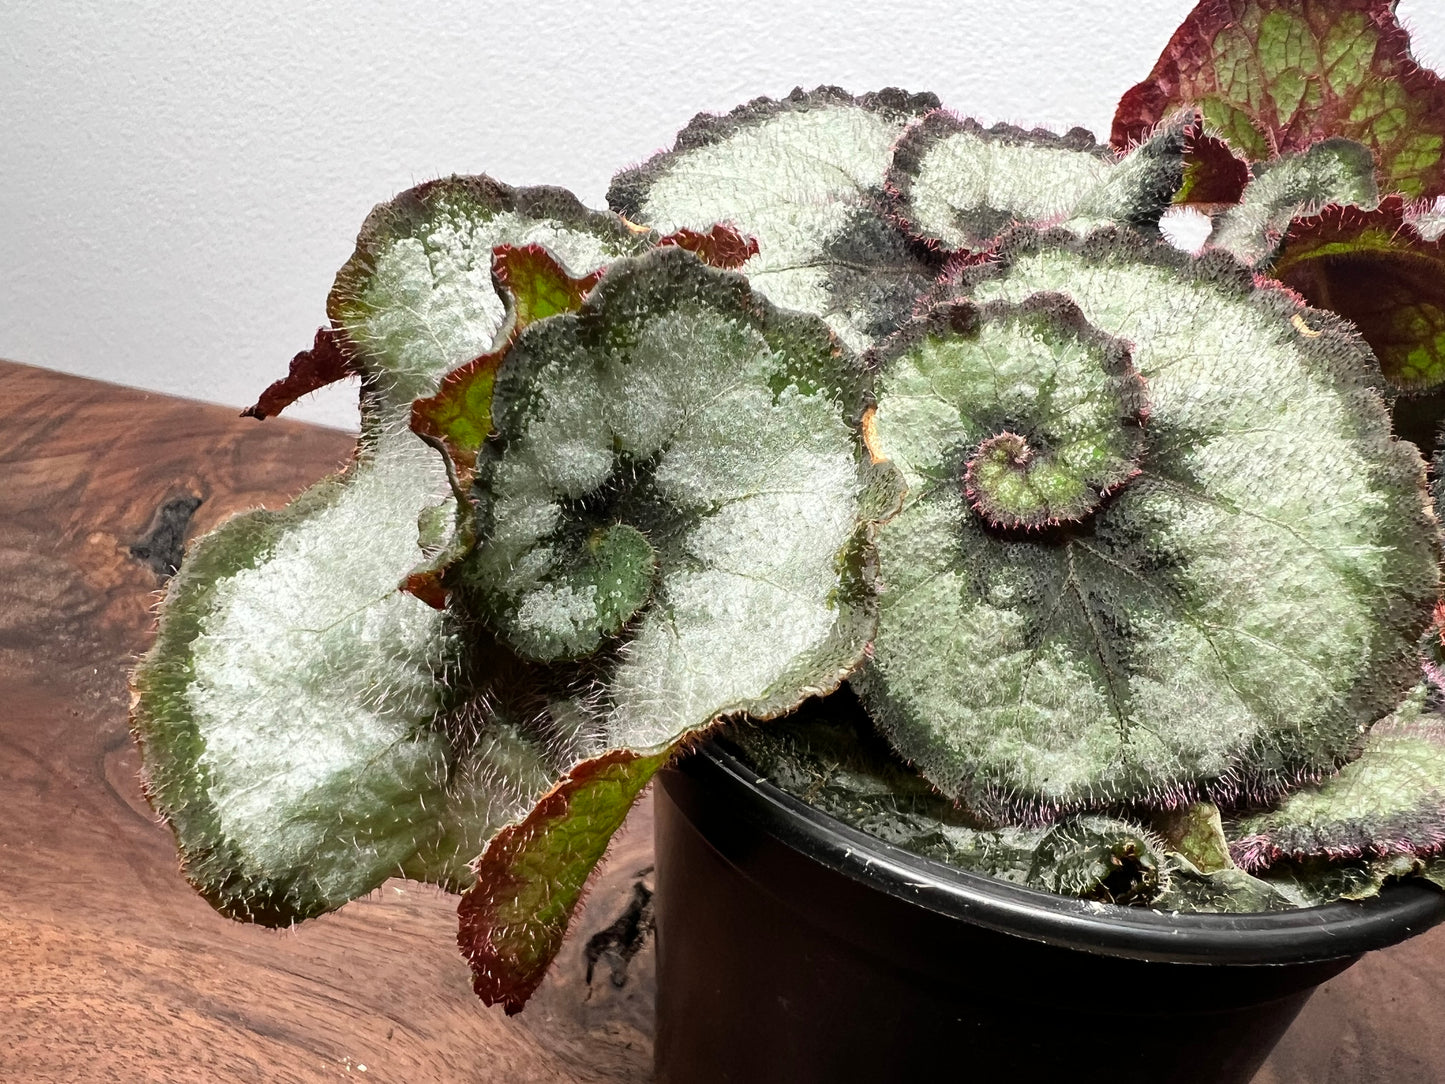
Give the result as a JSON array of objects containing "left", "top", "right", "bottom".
[{"left": 653, "top": 741, "right": 1445, "bottom": 1084}]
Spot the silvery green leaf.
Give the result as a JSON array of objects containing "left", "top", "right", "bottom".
[
  {"left": 887, "top": 111, "right": 1188, "bottom": 250},
  {"left": 451, "top": 245, "right": 902, "bottom": 1010},
  {"left": 461, "top": 244, "right": 900, "bottom": 752},
  {"left": 855, "top": 226, "right": 1439, "bottom": 820},
  {"left": 132, "top": 177, "right": 640, "bottom": 923},
  {"left": 608, "top": 86, "right": 940, "bottom": 352},
  {"left": 1211, "top": 138, "right": 1379, "bottom": 266},
  {"left": 1230, "top": 699, "right": 1445, "bottom": 873}
]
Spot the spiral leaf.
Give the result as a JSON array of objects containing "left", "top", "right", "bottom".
[
  {"left": 855, "top": 226, "right": 1439, "bottom": 820},
  {"left": 608, "top": 86, "right": 940, "bottom": 352},
  {"left": 448, "top": 243, "right": 901, "bottom": 1011},
  {"left": 461, "top": 244, "right": 897, "bottom": 746},
  {"left": 871, "top": 296, "right": 1147, "bottom": 531}
]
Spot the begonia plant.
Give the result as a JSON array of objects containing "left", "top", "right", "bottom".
[{"left": 133, "top": 0, "right": 1445, "bottom": 1013}]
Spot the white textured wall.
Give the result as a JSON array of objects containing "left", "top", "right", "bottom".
[{"left": 4, "top": 1, "right": 1444, "bottom": 429}]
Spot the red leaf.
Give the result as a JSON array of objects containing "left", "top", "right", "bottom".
[
  {"left": 1113, "top": 0, "right": 1445, "bottom": 199},
  {"left": 657, "top": 224, "right": 761, "bottom": 269},
  {"left": 456, "top": 748, "right": 670, "bottom": 1014},
  {"left": 1178, "top": 124, "right": 1250, "bottom": 207},
  {"left": 241, "top": 327, "right": 356, "bottom": 420}
]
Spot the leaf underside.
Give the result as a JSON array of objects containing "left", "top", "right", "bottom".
[
  {"left": 1273, "top": 196, "right": 1445, "bottom": 393},
  {"left": 457, "top": 747, "right": 669, "bottom": 1014},
  {"left": 1112, "top": 0, "right": 1445, "bottom": 200},
  {"left": 857, "top": 226, "right": 1438, "bottom": 821},
  {"left": 1175, "top": 124, "right": 1251, "bottom": 206},
  {"left": 241, "top": 326, "right": 357, "bottom": 420}
]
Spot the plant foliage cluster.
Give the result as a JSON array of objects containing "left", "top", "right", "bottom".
[{"left": 133, "top": 0, "right": 1445, "bottom": 1011}]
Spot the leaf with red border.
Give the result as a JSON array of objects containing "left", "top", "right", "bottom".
[
  {"left": 1229, "top": 708, "right": 1445, "bottom": 873},
  {"left": 1273, "top": 196, "right": 1445, "bottom": 391},
  {"left": 457, "top": 746, "right": 671, "bottom": 1014},
  {"left": 241, "top": 327, "right": 357, "bottom": 420},
  {"left": 1113, "top": 0, "right": 1445, "bottom": 199}
]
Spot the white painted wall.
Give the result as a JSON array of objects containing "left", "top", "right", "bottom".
[{"left": 4, "top": 1, "right": 1444, "bottom": 430}]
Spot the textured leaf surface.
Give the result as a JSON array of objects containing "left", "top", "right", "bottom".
[
  {"left": 457, "top": 748, "right": 669, "bottom": 1014},
  {"left": 241, "top": 327, "right": 356, "bottom": 420},
  {"left": 439, "top": 246, "right": 898, "bottom": 1007},
  {"left": 1028, "top": 816, "right": 1166, "bottom": 903},
  {"left": 1152, "top": 801, "right": 1234, "bottom": 874},
  {"left": 887, "top": 111, "right": 1187, "bottom": 250},
  {"left": 410, "top": 243, "right": 605, "bottom": 489},
  {"left": 1210, "top": 138, "right": 1378, "bottom": 266},
  {"left": 1230, "top": 696, "right": 1445, "bottom": 872},
  {"left": 608, "top": 86, "right": 940, "bottom": 352},
  {"left": 331, "top": 175, "right": 643, "bottom": 405},
  {"left": 1112, "top": 0, "right": 1445, "bottom": 199},
  {"left": 130, "top": 431, "right": 463, "bottom": 922},
  {"left": 461, "top": 244, "right": 898, "bottom": 751},
  {"left": 1273, "top": 196, "right": 1445, "bottom": 392},
  {"left": 131, "top": 176, "right": 639, "bottom": 924},
  {"left": 856, "top": 227, "right": 1439, "bottom": 819}
]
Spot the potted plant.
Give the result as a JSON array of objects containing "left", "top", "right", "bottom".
[{"left": 130, "top": 1, "right": 1445, "bottom": 1080}]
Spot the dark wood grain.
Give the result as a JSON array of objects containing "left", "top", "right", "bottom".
[
  {"left": 0, "top": 361, "right": 655, "bottom": 1083},
  {"left": 4, "top": 358, "right": 1445, "bottom": 1083}
]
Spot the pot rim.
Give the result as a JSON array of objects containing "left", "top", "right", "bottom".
[{"left": 683, "top": 738, "right": 1445, "bottom": 966}]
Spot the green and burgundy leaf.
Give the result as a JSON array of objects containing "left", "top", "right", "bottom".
[
  {"left": 1230, "top": 706, "right": 1445, "bottom": 872},
  {"left": 1272, "top": 195, "right": 1445, "bottom": 391},
  {"left": 495, "top": 242, "right": 606, "bottom": 329},
  {"left": 886, "top": 110, "right": 1188, "bottom": 251},
  {"left": 608, "top": 86, "right": 942, "bottom": 352},
  {"left": 242, "top": 327, "right": 357, "bottom": 421},
  {"left": 857, "top": 226, "right": 1440, "bottom": 819},
  {"left": 1112, "top": 0, "right": 1445, "bottom": 199},
  {"left": 457, "top": 747, "right": 670, "bottom": 1014}
]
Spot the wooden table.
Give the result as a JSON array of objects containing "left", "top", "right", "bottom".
[{"left": 2, "top": 359, "right": 1443, "bottom": 1083}]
